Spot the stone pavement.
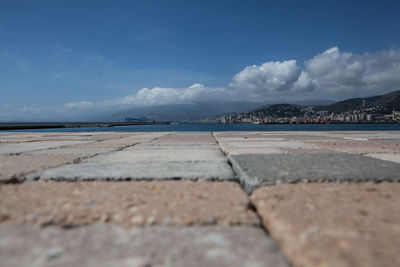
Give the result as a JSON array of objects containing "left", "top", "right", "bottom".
[{"left": 0, "top": 131, "right": 399, "bottom": 267}]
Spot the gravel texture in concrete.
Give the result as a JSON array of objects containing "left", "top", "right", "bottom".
[
  {"left": 0, "top": 224, "right": 290, "bottom": 267},
  {"left": 0, "top": 181, "right": 258, "bottom": 227},
  {"left": 251, "top": 183, "right": 400, "bottom": 267},
  {"left": 229, "top": 153, "right": 400, "bottom": 192}
]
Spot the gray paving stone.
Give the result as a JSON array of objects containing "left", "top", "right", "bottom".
[
  {"left": 27, "top": 162, "right": 236, "bottom": 181},
  {"left": 229, "top": 153, "right": 400, "bottom": 193},
  {"left": 86, "top": 148, "right": 227, "bottom": 163},
  {"left": 0, "top": 224, "right": 290, "bottom": 267}
]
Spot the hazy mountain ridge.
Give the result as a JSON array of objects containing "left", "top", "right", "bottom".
[
  {"left": 247, "top": 90, "right": 400, "bottom": 118},
  {"left": 314, "top": 89, "right": 400, "bottom": 113}
]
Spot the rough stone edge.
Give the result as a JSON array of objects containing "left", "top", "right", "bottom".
[
  {"left": 228, "top": 154, "right": 400, "bottom": 194},
  {"left": 25, "top": 162, "right": 238, "bottom": 182}
]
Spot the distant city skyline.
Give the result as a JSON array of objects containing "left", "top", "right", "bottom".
[{"left": 1, "top": 0, "right": 400, "bottom": 120}]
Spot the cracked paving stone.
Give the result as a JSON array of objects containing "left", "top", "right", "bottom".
[
  {"left": 0, "top": 181, "right": 258, "bottom": 227},
  {"left": 229, "top": 153, "right": 400, "bottom": 193},
  {"left": 251, "top": 183, "right": 400, "bottom": 267},
  {"left": 0, "top": 224, "right": 290, "bottom": 267}
]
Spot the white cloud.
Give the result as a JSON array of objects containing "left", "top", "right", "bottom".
[
  {"left": 3, "top": 46, "right": 400, "bottom": 120},
  {"left": 57, "top": 46, "right": 400, "bottom": 112},
  {"left": 303, "top": 47, "right": 400, "bottom": 97},
  {"left": 230, "top": 46, "right": 400, "bottom": 101},
  {"left": 232, "top": 60, "right": 301, "bottom": 93}
]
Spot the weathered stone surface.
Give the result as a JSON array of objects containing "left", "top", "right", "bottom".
[
  {"left": 0, "top": 181, "right": 258, "bottom": 227},
  {"left": 0, "top": 141, "right": 92, "bottom": 155},
  {"left": 305, "top": 139, "right": 400, "bottom": 154},
  {"left": 27, "top": 162, "right": 236, "bottom": 181},
  {"left": 0, "top": 225, "right": 290, "bottom": 267},
  {"left": 365, "top": 153, "right": 400, "bottom": 163},
  {"left": 26, "top": 147, "right": 115, "bottom": 157},
  {"left": 0, "top": 155, "right": 79, "bottom": 183},
  {"left": 86, "top": 148, "right": 226, "bottom": 163},
  {"left": 229, "top": 153, "right": 400, "bottom": 192},
  {"left": 251, "top": 183, "right": 400, "bottom": 267},
  {"left": 67, "top": 133, "right": 169, "bottom": 149},
  {"left": 218, "top": 141, "right": 314, "bottom": 155}
]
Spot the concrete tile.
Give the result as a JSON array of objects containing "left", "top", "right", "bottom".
[
  {"left": 229, "top": 153, "right": 400, "bottom": 192},
  {"left": 0, "top": 141, "right": 93, "bottom": 155},
  {"left": 365, "top": 153, "right": 400, "bottom": 163},
  {"left": 27, "top": 162, "right": 236, "bottom": 181},
  {"left": 306, "top": 140, "right": 400, "bottom": 154},
  {"left": 25, "top": 147, "right": 115, "bottom": 157},
  {"left": 0, "top": 225, "right": 290, "bottom": 267},
  {"left": 68, "top": 137, "right": 149, "bottom": 149},
  {"left": 0, "top": 154, "right": 78, "bottom": 183},
  {"left": 134, "top": 142, "right": 219, "bottom": 148},
  {"left": 86, "top": 149, "right": 226, "bottom": 163},
  {"left": 218, "top": 141, "right": 314, "bottom": 156},
  {"left": 251, "top": 183, "right": 400, "bottom": 267},
  {"left": 223, "top": 148, "right": 285, "bottom": 155},
  {"left": 219, "top": 141, "right": 314, "bottom": 149},
  {"left": 0, "top": 181, "right": 258, "bottom": 227}
]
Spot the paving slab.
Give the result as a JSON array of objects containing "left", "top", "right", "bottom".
[
  {"left": 134, "top": 142, "right": 219, "bottom": 148},
  {"left": 0, "top": 154, "right": 79, "bottom": 183},
  {"left": 0, "top": 141, "right": 93, "bottom": 155},
  {"left": 251, "top": 183, "right": 400, "bottom": 267},
  {"left": 86, "top": 148, "right": 227, "bottom": 163},
  {"left": 67, "top": 133, "right": 170, "bottom": 149},
  {"left": 229, "top": 153, "right": 400, "bottom": 192},
  {"left": 0, "top": 224, "right": 290, "bottom": 267},
  {"left": 25, "top": 147, "right": 115, "bottom": 157},
  {"left": 0, "top": 181, "right": 258, "bottom": 227},
  {"left": 218, "top": 141, "right": 315, "bottom": 156},
  {"left": 306, "top": 140, "right": 400, "bottom": 154},
  {"left": 365, "top": 153, "right": 400, "bottom": 163},
  {"left": 27, "top": 161, "right": 236, "bottom": 181}
]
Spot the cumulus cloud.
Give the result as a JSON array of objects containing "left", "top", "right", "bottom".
[
  {"left": 229, "top": 46, "right": 400, "bottom": 101},
  {"left": 232, "top": 60, "right": 301, "bottom": 92},
  {"left": 5, "top": 46, "right": 400, "bottom": 120},
  {"left": 302, "top": 47, "right": 400, "bottom": 97}
]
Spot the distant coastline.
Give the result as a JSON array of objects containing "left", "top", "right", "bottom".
[{"left": 0, "top": 122, "right": 169, "bottom": 131}]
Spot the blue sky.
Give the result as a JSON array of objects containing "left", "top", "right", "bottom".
[{"left": 1, "top": 0, "right": 400, "bottom": 120}]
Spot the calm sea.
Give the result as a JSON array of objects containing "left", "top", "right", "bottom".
[{"left": 8, "top": 123, "right": 400, "bottom": 132}]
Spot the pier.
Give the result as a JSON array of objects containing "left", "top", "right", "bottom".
[{"left": 0, "top": 131, "right": 399, "bottom": 266}]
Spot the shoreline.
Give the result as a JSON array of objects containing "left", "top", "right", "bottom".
[{"left": 0, "top": 122, "right": 170, "bottom": 131}]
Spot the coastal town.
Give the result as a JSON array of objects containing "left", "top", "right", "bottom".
[{"left": 219, "top": 103, "right": 400, "bottom": 124}]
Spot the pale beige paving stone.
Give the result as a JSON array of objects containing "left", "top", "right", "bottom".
[
  {"left": 0, "top": 140, "right": 94, "bottom": 155},
  {"left": 251, "top": 183, "right": 400, "bottom": 267},
  {"left": 25, "top": 147, "right": 116, "bottom": 157},
  {"left": 0, "top": 154, "right": 79, "bottom": 182},
  {"left": 85, "top": 148, "right": 227, "bottom": 163},
  {"left": 67, "top": 133, "right": 170, "bottom": 149},
  {"left": 305, "top": 139, "right": 400, "bottom": 154},
  {"left": 26, "top": 161, "right": 235, "bottom": 181},
  {"left": 365, "top": 153, "right": 400, "bottom": 163},
  {"left": 0, "top": 181, "right": 259, "bottom": 227}
]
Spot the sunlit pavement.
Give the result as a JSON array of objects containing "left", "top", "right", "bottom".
[{"left": 1, "top": 131, "right": 400, "bottom": 266}]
